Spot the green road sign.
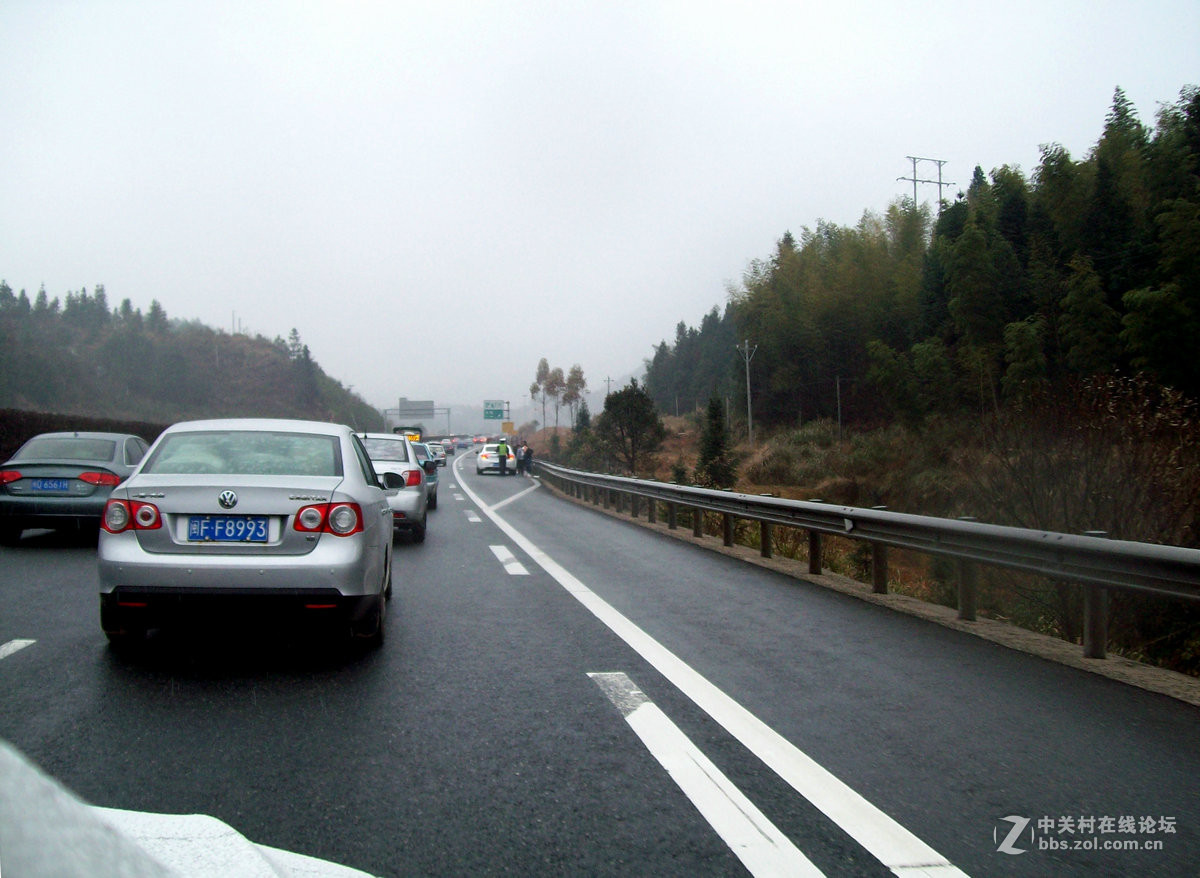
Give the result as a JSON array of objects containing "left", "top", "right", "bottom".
[{"left": 483, "top": 399, "right": 505, "bottom": 419}]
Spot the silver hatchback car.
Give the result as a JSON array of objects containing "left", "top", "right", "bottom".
[
  {"left": 97, "top": 419, "right": 399, "bottom": 646},
  {"left": 357, "top": 432, "right": 434, "bottom": 542}
]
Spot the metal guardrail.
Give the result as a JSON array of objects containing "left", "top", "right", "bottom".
[{"left": 533, "top": 460, "right": 1200, "bottom": 660}]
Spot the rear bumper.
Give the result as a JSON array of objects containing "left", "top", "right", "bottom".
[
  {"left": 386, "top": 490, "right": 425, "bottom": 530},
  {"left": 98, "top": 530, "right": 382, "bottom": 598},
  {"left": 0, "top": 495, "right": 108, "bottom": 531},
  {"left": 100, "top": 587, "right": 380, "bottom": 633}
]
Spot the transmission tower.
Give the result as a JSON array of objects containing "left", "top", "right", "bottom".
[{"left": 897, "top": 156, "right": 955, "bottom": 212}]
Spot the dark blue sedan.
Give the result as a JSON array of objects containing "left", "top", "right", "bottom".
[{"left": 0, "top": 431, "right": 149, "bottom": 543}]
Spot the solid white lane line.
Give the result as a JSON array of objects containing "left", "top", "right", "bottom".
[
  {"left": 0, "top": 639, "right": 36, "bottom": 661},
  {"left": 456, "top": 471, "right": 968, "bottom": 878},
  {"left": 491, "top": 481, "right": 540, "bottom": 511},
  {"left": 489, "top": 545, "right": 529, "bottom": 575},
  {"left": 590, "top": 672, "right": 824, "bottom": 877}
]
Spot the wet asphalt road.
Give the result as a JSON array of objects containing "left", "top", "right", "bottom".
[{"left": 2, "top": 453, "right": 1199, "bottom": 877}]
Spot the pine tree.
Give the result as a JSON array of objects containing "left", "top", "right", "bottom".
[{"left": 695, "top": 396, "right": 736, "bottom": 489}]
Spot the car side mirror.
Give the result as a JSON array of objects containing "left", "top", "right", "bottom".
[{"left": 381, "top": 471, "right": 406, "bottom": 489}]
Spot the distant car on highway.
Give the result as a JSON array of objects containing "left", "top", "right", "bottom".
[
  {"left": 359, "top": 432, "right": 434, "bottom": 543},
  {"left": 1, "top": 431, "right": 149, "bottom": 544},
  {"left": 427, "top": 442, "right": 447, "bottom": 466},
  {"left": 411, "top": 442, "right": 439, "bottom": 508},
  {"left": 476, "top": 443, "right": 516, "bottom": 475},
  {"left": 97, "top": 419, "right": 398, "bottom": 646}
]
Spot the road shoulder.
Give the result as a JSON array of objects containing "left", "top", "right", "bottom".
[{"left": 540, "top": 477, "right": 1200, "bottom": 709}]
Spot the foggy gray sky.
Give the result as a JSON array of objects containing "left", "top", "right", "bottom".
[{"left": 2, "top": 1, "right": 1197, "bottom": 423}]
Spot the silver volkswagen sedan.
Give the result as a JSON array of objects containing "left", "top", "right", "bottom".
[{"left": 97, "top": 419, "right": 399, "bottom": 647}]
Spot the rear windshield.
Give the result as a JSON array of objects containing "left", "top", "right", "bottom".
[
  {"left": 16, "top": 437, "right": 116, "bottom": 462},
  {"left": 142, "top": 431, "right": 343, "bottom": 476},
  {"left": 361, "top": 437, "right": 410, "bottom": 462}
]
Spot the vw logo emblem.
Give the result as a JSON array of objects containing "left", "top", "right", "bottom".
[{"left": 218, "top": 490, "right": 238, "bottom": 509}]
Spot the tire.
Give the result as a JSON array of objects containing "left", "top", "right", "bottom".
[
  {"left": 104, "top": 629, "right": 146, "bottom": 649},
  {"left": 352, "top": 590, "right": 386, "bottom": 647},
  {"left": 412, "top": 517, "right": 427, "bottom": 543},
  {"left": 101, "top": 603, "right": 146, "bottom": 647},
  {"left": 0, "top": 525, "right": 22, "bottom": 547},
  {"left": 429, "top": 492, "right": 438, "bottom": 510}
]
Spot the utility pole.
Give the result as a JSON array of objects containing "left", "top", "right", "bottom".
[
  {"left": 736, "top": 339, "right": 757, "bottom": 445},
  {"left": 897, "top": 156, "right": 955, "bottom": 213}
]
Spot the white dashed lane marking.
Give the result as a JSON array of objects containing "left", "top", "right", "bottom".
[
  {"left": 489, "top": 545, "right": 529, "bottom": 575},
  {"left": 0, "top": 639, "right": 36, "bottom": 661}
]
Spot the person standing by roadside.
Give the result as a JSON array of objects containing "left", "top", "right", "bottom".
[
  {"left": 520, "top": 442, "right": 532, "bottom": 476},
  {"left": 497, "top": 437, "right": 509, "bottom": 476}
]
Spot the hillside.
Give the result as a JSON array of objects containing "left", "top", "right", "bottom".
[{"left": 0, "top": 285, "right": 383, "bottom": 431}]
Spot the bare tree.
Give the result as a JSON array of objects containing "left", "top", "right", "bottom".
[
  {"left": 563, "top": 364, "right": 587, "bottom": 427},
  {"left": 534, "top": 358, "right": 550, "bottom": 429},
  {"left": 544, "top": 367, "right": 566, "bottom": 430}
]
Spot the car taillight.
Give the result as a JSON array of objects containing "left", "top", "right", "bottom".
[
  {"left": 0, "top": 470, "right": 21, "bottom": 485},
  {"left": 293, "top": 503, "right": 363, "bottom": 536},
  {"left": 79, "top": 471, "right": 122, "bottom": 487},
  {"left": 102, "top": 499, "right": 161, "bottom": 533},
  {"left": 405, "top": 469, "right": 423, "bottom": 487}
]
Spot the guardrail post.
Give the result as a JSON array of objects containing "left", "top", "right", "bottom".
[
  {"left": 693, "top": 508, "right": 704, "bottom": 538},
  {"left": 872, "top": 543, "right": 888, "bottom": 594},
  {"left": 1083, "top": 531, "right": 1109, "bottom": 659},
  {"left": 957, "top": 517, "right": 978, "bottom": 621},
  {"left": 648, "top": 498, "right": 658, "bottom": 524},
  {"left": 808, "top": 531, "right": 822, "bottom": 574},
  {"left": 602, "top": 488, "right": 610, "bottom": 510},
  {"left": 957, "top": 561, "right": 978, "bottom": 621},
  {"left": 723, "top": 513, "right": 734, "bottom": 546},
  {"left": 630, "top": 494, "right": 640, "bottom": 518},
  {"left": 870, "top": 507, "right": 888, "bottom": 594},
  {"left": 760, "top": 521, "right": 772, "bottom": 558},
  {"left": 667, "top": 502, "right": 677, "bottom": 530}
]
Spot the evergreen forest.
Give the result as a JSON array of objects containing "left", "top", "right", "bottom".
[
  {"left": 638, "top": 86, "right": 1200, "bottom": 673},
  {"left": 644, "top": 86, "right": 1200, "bottom": 431},
  {"left": 0, "top": 283, "right": 383, "bottom": 431}
]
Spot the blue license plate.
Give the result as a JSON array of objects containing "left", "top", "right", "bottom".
[
  {"left": 188, "top": 515, "right": 269, "bottom": 542},
  {"left": 31, "top": 478, "right": 70, "bottom": 492}
]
